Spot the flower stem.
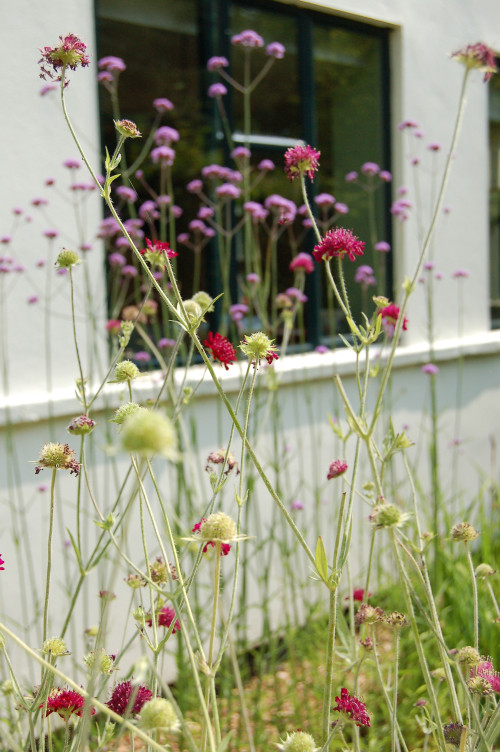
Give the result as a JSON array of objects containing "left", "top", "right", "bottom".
[{"left": 42, "top": 469, "right": 57, "bottom": 644}]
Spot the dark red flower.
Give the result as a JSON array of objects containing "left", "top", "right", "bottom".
[
  {"left": 106, "top": 680, "right": 152, "bottom": 716},
  {"left": 43, "top": 687, "right": 95, "bottom": 721},
  {"left": 333, "top": 687, "right": 371, "bottom": 727},
  {"left": 204, "top": 332, "right": 237, "bottom": 370},
  {"left": 146, "top": 606, "right": 181, "bottom": 633},
  {"left": 313, "top": 228, "right": 365, "bottom": 263},
  {"left": 140, "top": 238, "right": 178, "bottom": 268},
  {"left": 378, "top": 304, "right": 408, "bottom": 337}
]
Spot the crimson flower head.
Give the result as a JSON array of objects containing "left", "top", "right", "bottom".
[
  {"left": 452, "top": 43, "right": 497, "bottom": 82},
  {"left": 284, "top": 145, "right": 321, "bottom": 182},
  {"left": 333, "top": 688, "right": 371, "bottom": 727},
  {"left": 204, "top": 332, "right": 237, "bottom": 370},
  {"left": 313, "top": 228, "right": 365, "bottom": 263},
  {"left": 106, "top": 680, "right": 152, "bottom": 716},
  {"left": 39, "top": 34, "right": 90, "bottom": 82},
  {"left": 43, "top": 687, "right": 95, "bottom": 721},
  {"left": 0, "top": 554, "right": 4, "bottom": 571},
  {"left": 327, "top": 460, "right": 348, "bottom": 480},
  {"left": 378, "top": 303, "right": 408, "bottom": 337},
  {"left": 290, "top": 252, "right": 315, "bottom": 275},
  {"left": 146, "top": 606, "right": 181, "bottom": 633},
  {"left": 140, "top": 238, "right": 178, "bottom": 268},
  {"left": 475, "top": 661, "right": 500, "bottom": 692}
]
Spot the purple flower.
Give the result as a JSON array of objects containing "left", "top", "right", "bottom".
[
  {"left": 122, "top": 265, "right": 138, "bottom": 278},
  {"left": 40, "top": 83, "right": 57, "bottom": 96},
  {"left": 345, "top": 171, "right": 358, "bottom": 183},
  {"left": 375, "top": 241, "right": 391, "bottom": 253},
  {"left": 139, "top": 201, "right": 159, "bottom": 220},
  {"left": 258, "top": 159, "right": 275, "bottom": 171},
  {"left": 189, "top": 219, "right": 207, "bottom": 233},
  {"left": 428, "top": 142, "right": 441, "bottom": 152},
  {"left": 150, "top": 146, "right": 175, "bottom": 165},
  {"left": 32, "top": 198, "right": 49, "bottom": 207},
  {"left": 12, "top": 207, "right": 23, "bottom": 215},
  {"left": 133, "top": 351, "right": 151, "bottom": 363},
  {"left": 244, "top": 201, "right": 268, "bottom": 222},
  {"left": 158, "top": 338, "right": 176, "bottom": 349},
  {"left": 177, "top": 233, "right": 190, "bottom": 245},
  {"left": 229, "top": 303, "right": 249, "bottom": 321},
  {"left": 231, "top": 146, "right": 251, "bottom": 160},
  {"left": 98, "top": 56, "right": 126, "bottom": 72},
  {"left": 115, "top": 186, "right": 137, "bottom": 202},
  {"left": 43, "top": 229, "right": 59, "bottom": 239},
  {"left": 314, "top": 193, "right": 336, "bottom": 207},
  {"left": 334, "top": 203, "right": 349, "bottom": 215},
  {"left": 208, "top": 83, "right": 227, "bottom": 98},
  {"left": 453, "top": 268, "right": 470, "bottom": 278},
  {"left": 153, "top": 98, "right": 174, "bottom": 112},
  {"left": 187, "top": 179, "right": 203, "bottom": 193},
  {"left": 355, "top": 265, "right": 376, "bottom": 288},
  {"left": 290, "top": 500, "right": 304, "bottom": 510},
  {"left": 28, "top": 295, "right": 39, "bottom": 304},
  {"left": 198, "top": 206, "right": 214, "bottom": 219},
  {"left": 246, "top": 272, "right": 260, "bottom": 284},
  {"left": 361, "top": 162, "right": 380, "bottom": 176},
  {"left": 108, "top": 252, "right": 126, "bottom": 267},
  {"left": 315, "top": 345, "right": 329, "bottom": 354},
  {"left": 421, "top": 363, "right": 439, "bottom": 375},
  {"left": 63, "top": 158, "right": 81, "bottom": 169},
  {"left": 0, "top": 236, "right": 12, "bottom": 244},
  {"left": 207, "top": 56, "right": 229, "bottom": 71},
  {"left": 379, "top": 170, "right": 392, "bottom": 182},
  {"left": 154, "top": 126, "right": 180, "bottom": 145},
  {"left": 398, "top": 120, "right": 419, "bottom": 131},
  {"left": 215, "top": 183, "right": 241, "bottom": 200},
  {"left": 266, "top": 42, "right": 285, "bottom": 59},
  {"left": 285, "top": 287, "right": 307, "bottom": 303},
  {"left": 231, "top": 30, "right": 264, "bottom": 48}
]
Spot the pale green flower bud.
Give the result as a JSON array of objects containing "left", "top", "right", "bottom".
[
  {"left": 139, "top": 697, "right": 180, "bottom": 732},
  {"left": 177, "top": 299, "right": 203, "bottom": 329},
  {"left": 121, "top": 410, "right": 178, "bottom": 459},
  {"left": 192, "top": 291, "right": 214, "bottom": 315},
  {"left": 110, "top": 402, "right": 144, "bottom": 425},
  {"left": 114, "top": 360, "right": 140, "bottom": 383},
  {"left": 56, "top": 248, "right": 80, "bottom": 268},
  {"left": 369, "top": 503, "right": 409, "bottom": 529},
  {"left": 42, "top": 637, "right": 69, "bottom": 657},
  {"left": 451, "top": 522, "right": 480, "bottom": 542},
  {"left": 457, "top": 646, "right": 481, "bottom": 667},
  {"left": 239, "top": 332, "right": 279, "bottom": 364},
  {"left": 114, "top": 119, "right": 142, "bottom": 139},
  {"left": 200, "top": 512, "right": 237, "bottom": 543},
  {"left": 83, "top": 648, "right": 115, "bottom": 674},
  {"left": 276, "top": 731, "right": 319, "bottom": 752},
  {"left": 476, "top": 563, "right": 496, "bottom": 579}
]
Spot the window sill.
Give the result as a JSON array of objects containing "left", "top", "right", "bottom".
[{"left": 2, "top": 330, "right": 500, "bottom": 427}]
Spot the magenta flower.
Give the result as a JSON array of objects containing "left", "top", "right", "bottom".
[
  {"left": 375, "top": 241, "right": 391, "bottom": 253},
  {"left": 428, "top": 142, "right": 441, "bottom": 152},
  {"left": 231, "top": 30, "right": 264, "bottom": 48},
  {"left": 187, "top": 179, "right": 203, "bottom": 193},
  {"left": 327, "top": 460, "right": 348, "bottom": 480},
  {"left": 313, "top": 228, "right": 365, "bottom": 263},
  {"left": 398, "top": 119, "right": 419, "bottom": 131},
  {"left": 475, "top": 661, "right": 500, "bottom": 692},
  {"left": 266, "top": 42, "right": 285, "bottom": 59},
  {"left": 98, "top": 56, "right": 126, "bottom": 72},
  {"left": 154, "top": 126, "right": 180, "bottom": 145},
  {"left": 43, "top": 687, "right": 95, "bottom": 721},
  {"left": 244, "top": 201, "right": 268, "bottom": 222},
  {"left": 452, "top": 43, "right": 497, "bottom": 82},
  {"left": 334, "top": 202, "right": 349, "bottom": 215},
  {"left": 453, "top": 268, "right": 470, "bottom": 278},
  {"left": 291, "top": 500, "right": 304, "bottom": 510},
  {"left": 147, "top": 606, "right": 181, "bottom": 632},
  {"left": 122, "top": 265, "right": 138, "bottom": 278},
  {"left": 284, "top": 144, "right": 320, "bottom": 182},
  {"left": 28, "top": 295, "right": 39, "bottom": 304},
  {"left": 290, "top": 252, "right": 314, "bottom": 275},
  {"left": 133, "top": 351, "right": 151, "bottom": 364},
  {"left": 379, "top": 304, "right": 408, "bottom": 337},
  {"left": 258, "top": 159, "right": 275, "bottom": 171},
  {"left": 345, "top": 171, "right": 358, "bottom": 182},
  {"left": 379, "top": 170, "right": 392, "bottom": 182},
  {"left": 246, "top": 272, "right": 260, "bottom": 284},
  {"left": 216, "top": 183, "right": 241, "bottom": 200},
  {"left": 192, "top": 519, "right": 232, "bottom": 556},
  {"left": 208, "top": 82, "right": 228, "bottom": 97},
  {"left": 315, "top": 345, "right": 329, "bottom": 354},
  {"left": 106, "top": 319, "right": 122, "bottom": 334},
  {"left": 333, "top": 688, "right": 371, "bottom": 727},
  {"left": 355, "top": 265, "right": 376, "bottom": 288},
  {"left": 140, "top": 238, "right": 178, "bottom": 265},
  {"left": 153, "top": 97, "right": 174, "bottom": 112},
  {"left": 204, "top": 332, "right": 237, "bottom": 370},
  {"left": 43, "top": 229, "right": 59, "bottom": 239},
  {"left": 231, "top": 146, "right": 251, "bottom": 160},
  {"left": 115, "top": 186, "right": 137, "bottom": 202},
  {"left": 39, "top": 34, "right": 90, "bottom": 82},
  {"left": 150, "top": 145, "right": 175, "bottom": 166},
  {"left": 207, "top": 56, "right": 229, "bottom": 71},
  {"left": 0, "top": 554, "right": 4, "bottom": 571},
  {"left": 158, "top": 337, "right": 175, "bottom": 349},
  {"left": 314, "top": 192, "right": 336, "bottom": 207},
  {"left": 40, "top": 83, "right": 57, "bottom": 96}
]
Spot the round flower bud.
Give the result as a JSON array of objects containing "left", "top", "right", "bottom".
[
  {"left": 385, "top": 611, "right": 409, "bottom": 629},
  {"left": 327, "top": 460, "right": 348, "bottom": 479},
  {"left": 83, "top": 648, "right": 115, "bottom": 674},
  {"left": 114, "top": 119, "right": 142, "bottom": 139},
  {"left": 114, "top": 360, "right": 140, "bottom": 383},
  {"left": 467, "top": 675, "right": 494, "bottom": 695},
  {"left": 42, "top": 637, "right": 69, "bottom": 657},
  {"left": 457, "top": 646, "right": 481, "bottom": 667},
  {"left": 276, "top": 731, "right": 319, "bottom": 752},
  {"left": 56, "top": 248, "right": 80, "bottom": 268},
  {"left": 476, "top": 563, "right": 496, "bottom": 579},
  {"left": 177, "top": 299, "right": 203, "bottom": 328},
  {"left": 110, "top": 402, "right": 144, "bottom": 425},
  {"left": 125, "top": 573, "right": 146, "bottom": 589},
  {"left": 192, "top": 290, "right": 214, "bottom": 315},
  {"left": 240, "top": 331, "right": 279, "bottom": 364},
  {"left": 199, "top": 512, "right": 237, "bottom": 543},
  {"left": 139, "top": 697, "right": 180, "bottom": 732},
  {"left": 121, "top": 410, "right": 177, "bottom": 459},
  {"left": 354, "top": 603, "right": 384, "bottom": 626},
  {"left": 67, "top": 415, "right": 96, "bottom": 435},
  {"left": 369, "top": 503, "right": 408, "bottom": 529},
  {"left": 451, "top": 522, "right": 480, "bottom": 542}
]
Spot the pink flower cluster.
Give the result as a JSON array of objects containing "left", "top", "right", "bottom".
[
  {"left": 313, "top": 228, "right": 365, "bottom": 263},
  {"left": 333, "top": 688, "right": 371, "bottom": 727}
]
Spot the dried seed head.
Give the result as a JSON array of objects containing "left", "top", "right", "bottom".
[
  {"left": 457, "top": 646, "right": 482, "bottom": 667},
  {"left": 451, "top": 522, "right": 480, "bottom": 542}
]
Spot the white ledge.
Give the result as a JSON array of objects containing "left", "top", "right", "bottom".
[{"left": 2, "top": 330, "right": 500, "bottom": 427}]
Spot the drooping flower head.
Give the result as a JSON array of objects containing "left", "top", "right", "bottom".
[
  {"left": 332, "top": 688, "right": 371, "bottom": 727},
  {"left": 106, "top": 680, "right": 152, "bottom": 716},
  {"left": 39, "top": 34, "right": 90, "bottom": 82},
  {"left": 284, "top": 145, "right": 321, "bottom": 182},
  {"left": 327, "top": 460, "right": 348, "bottom": 480},
  {"left": 204, "top": 332, "right": 237, "bottom": 370},
  {"left": 313, "top": 228, "right": 365, "bottom": 263},
  {"left": 43, "top": 687, "right": 95, "bottom": 721},
  {"left": 452, "top": 43, "right": 497, "bottom": 82},
  {"left": 146, "top": 606, "right": 181, "bottom": 633},
  {"left": 140, "top": 238, "right": 178, "bottom": 268},
  {"left": 378, "top": 303, "right": 408, "bottom": 337}
]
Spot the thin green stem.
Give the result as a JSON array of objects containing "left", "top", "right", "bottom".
[
  {"left": 465, "top": 542, "right": 479, "bottom": 651},
  {"left": 42, "top": 469, "right": 57, "bottom": 644}
]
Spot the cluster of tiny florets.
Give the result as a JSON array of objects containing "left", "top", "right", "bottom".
[
  {"left": 106, "top": 680, "right": 152, "bottom": 716},
  {"left": 240, "top": 332, "right": 279, "bottom": 365},
  {"left": 284, "top": 145, "right": 321, "bottom": 182},
  {"left": 39, "top": 34, "right": 90, "bottom": 83},
  {"left": 312, "top": 228, "right": 365, "bottom": 263},
  {"left": 204, "top": 332, "right": 237, "bottom": 370},
  {"left": 332, "top": 688, "right": 371, "bottom": 727},
  {"left": 35, "top": 443, "right": 80, "bottom": 476}
]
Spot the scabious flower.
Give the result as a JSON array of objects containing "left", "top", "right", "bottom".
[
  {"left": 333, "top": 688, "right": 371, "bottom": 727},
  {"left": 443, "top": 723, "right": 467, "bottom": 748},
  {"left": 35, "top": 443, "right": 80, "bottom": 476},
  {"left": 115, "top": 185, "right": 137, "bottom": 202},
  {"left": 43, "top": 687, "right": 94, "bottom": 720},
  {"left": 375, "top": 241, "right": 391, "bottom": 253},
  {"left": 313, "top": 228, "right": 365, "bottom": 263},
  {"left": 421, "top": 363, "right": 439, "bottom": 375},
  {"left": 140, "top": 238, "right": 178, "bottom": 267},
  {"left": 192, "top": 512, "right": 237, "bottom": 555},
  {"left": 355, "top": 265, "right": 376, "bottom": 288},
  {"left": 475, "top": 661, "right": 500, "bottom": 692},
  {"left": 153, "top": 97, "right": 174, "bottom": 112},
  {"left": 146, "top": 606, "right": 181, "bottom": 633},
  {"left": 284, "top": 145, "right": 320, "bottom": 182},
  {"left": 207, "top": 56, "right": 229, "bottom": 71},
  {"left": 67, "top": 415, "right": 96, "bottom": 435},
  {"left": 276, "top": 731, "right": 319, "bottom": 752},
  {"left": 327, "top": 460, "right": 348, "bottom": 479},
  {"left": 361, "top": 162, "right": 380, "bottom": 176},
  {"left": 39, "top": 34, "right": 90, "bottom": 82},
  {"left": 114, "top": 119, "right": 142, "bottom": 139},
  {"left": 121, "top": 410, "right": 177, "bottom": 459},
  {"left": 452, "top": 42, "right": 497, "bottom": 81},
  {"left": 451, "top": 522, "right": 480, "bottom": 542},
  {"left": 345, "top": 171, "right": 358, "bottom": 182},
  {"left": 240, "top": 332, "right": 279, "bottom": 365},
  {"left": 139, "top": 697, "right": 180, "bottom": 732},
  {"left": 378, "top": 304, "right": 408, "bottom": 337},
  {"left": 106, "top": 681, "right": 152, "bottom": 716},
  {"left": 290, "top": 252, "right": 314, "bottom": 274},
  {"left": 204, "top": 332, "right": 237, "bottom": 370},
  {"left": 369, "top": 502, "right": 409, "bottom": 529},
  {"left": 266, "top": 42, "right": 286, "bottom": 59}
]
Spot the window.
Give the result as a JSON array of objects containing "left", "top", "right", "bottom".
[
  {"left": 96, "top": 0, "right": 391, "bottom": 350},
  {"left": 490, "top": 65, "right": 500, "bottom": 327}
]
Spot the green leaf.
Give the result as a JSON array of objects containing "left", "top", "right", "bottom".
[{"left": 315, "top": 536, "right": 329, "bottom": 585}]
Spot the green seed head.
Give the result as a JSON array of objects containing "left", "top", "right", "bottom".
[
  {"left": 110, "top": 402, "right": 144, "bottom": 425},
  {"left": 42, "top": 637, "right": 68, "bottom": 657},
  {"left": 139, "top": 697, "right": 180, "bottom": 732},
  {"left": 200, "top": 512, "right": 237, "bottom": 542},
  {"left": 121, "top": 410, "right": 177, "bottom": 459},
  {"left": 457, "top": 646, "right": 481, "bottom": 667},
  {"left": 369, "top": 503, "right": 408, "bottom": 529},
  {"left": 476, "top": 563, "right": 496, "bottom": 579},
  {"left": 451, "top": 522, "right": 480, "bottom": 542},
  {"left": 114, "top": 360, "right": 140, "bottom": 383},
  {"left": 276, "top": 731, "right": 319, "bottom": 752},
  {"left": 56, "top": 248, "right": 80, "bottom": 268}
]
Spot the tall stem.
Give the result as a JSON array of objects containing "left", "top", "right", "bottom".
[{"left": 42, "top": 469, "right": 57, "bottom": 644}]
